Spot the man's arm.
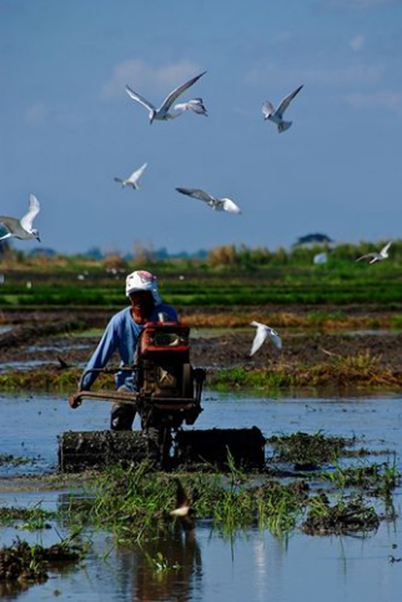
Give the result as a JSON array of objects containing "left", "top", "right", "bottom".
[
  {"left": 69, "top": 321, "right": 119, "bottom": 408},
  {"left": 79, "top": 318, "right": 119, "bottom": 390}
]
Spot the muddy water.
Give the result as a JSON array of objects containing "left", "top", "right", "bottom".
[{"left": 1, "top": 390, "right": 402, "bottom": 601}]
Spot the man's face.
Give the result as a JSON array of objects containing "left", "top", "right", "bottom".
[{"left": 129, "top": 290, "right": 155, "bottom": 321}]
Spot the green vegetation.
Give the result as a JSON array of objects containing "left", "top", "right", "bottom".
[
  {"left": 69, "top": 462, "right": 307, "bottom": 541},
  {"left": 0, "top": 537, "right": 84, "bottom": 584},
  {"left": 209, "top": 351, "right": 402, "bottom": 391},
  {"left": 0, "top": 505, "right": 56, "bottom": 530},
  {"left": 0, "top": 453, "right": 32, "bottom": 467},
  {"left": 1, "top": 240, "right": 402, "bottom": 309},
  {"left": 60, "top": 441, "right": 400, "bottom": 542},
  {"left": 267, "top": 431, "right": 350, "bottom": 467},
  {"left": 302, "top": 495, "right": 380, "bottom": 535}
]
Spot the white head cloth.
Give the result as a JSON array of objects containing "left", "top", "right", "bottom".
[{"left": 125, "top": 270, "right": 162, "bottom": 304}]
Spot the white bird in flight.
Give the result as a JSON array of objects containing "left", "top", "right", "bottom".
[
  {"left": 0, "top": 194, "right": 41, "bottom": 242},
  {"left": 175, "top": 188, "right": 242, "bottom": 214},
  {"left": 125, "top": 71, "right": 207, "bottom": 123},
  {"left": 262, "top": 84, "right": 303, "bottom": 133},
  {"left": 250, "top": 321, "right": 282, "bottom": 356},
  {"left": 356, "top": 241, "right": 392, "bottom": 264},
  {"left": 114, "top": 162, "right": 148, "bottom": 189}
]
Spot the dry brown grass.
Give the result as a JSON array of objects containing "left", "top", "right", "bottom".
[{"left": 182, "top": 311, "right": 394, "bottom": 330}]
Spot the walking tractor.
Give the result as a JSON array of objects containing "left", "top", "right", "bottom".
[{"left": 60, "top": 319, "right": 265, "bottom": 471}]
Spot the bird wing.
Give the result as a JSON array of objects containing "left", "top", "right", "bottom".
[
  {"left": 20, "top": 194, "right": 40, "bottom": 231},
  {"left": 0, "top": 216, "right": 24, "bottom": 238},
  {"left": 170, "top": 478, "right": 191, "bottom": 517},
  {"left": 128, "top": 162, "right": 148, "bottom": 183},
  {"left": 125, "top": 86, "right": 156, "bottom": 112},
  {"left": 176, "top": 187, "right": 213, "bottom": 203},
  {"left": 160, "top": 71, "right": 207, "bottom": 111},
  {"left": 380, "top": 241, "right": 392, "bottom": 256},
  {"left": 222, "top": 198, "right": 241, "bottom": 213},
  {"left": 262, "top": 101, "right": 275, "bottom": 119},
  {"left": 185, "top": 97, "right": 208, "bottom": 115},
  {"left": 0, "top": 222, "right": 13, "bottom": 240},
  {"left": 276, "top": 85, "right": 303, "bottom": 118},
  {"left": 250, "top": 322, "right": 268, "bottom": 356},
  {"left": 356, "top": 253, "right": 375, "bottom": 262},
  {"left": 268, "top": 327, "right": 282, "bottom": 350}
]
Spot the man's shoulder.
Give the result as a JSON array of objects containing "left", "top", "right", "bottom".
[
  {"left": 153, "top": 303, "right": 178, "bottom": 320},
  {"left": 109, "top": 306, "right": 131, "bottom": 326}
]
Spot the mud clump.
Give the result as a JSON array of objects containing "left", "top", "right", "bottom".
[
  {"left": 302, "top": 495, "right": 380, "bottom": 535},
  {"left": 0, "top": 537, "right": 81, "bottom": 585},
  {"left": 267, "top": 431, "right": 351, "bottom": 470},
  {"left": 58, "top": 427, "right": 266, "bottom": 472}
]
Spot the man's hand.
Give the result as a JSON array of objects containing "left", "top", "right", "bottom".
[{"left": 69, "top": 392, "right": 83, "bottom": 409}]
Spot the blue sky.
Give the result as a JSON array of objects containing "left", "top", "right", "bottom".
[{"left": 1, "top": 0, "right": 402, "bottom": 255}]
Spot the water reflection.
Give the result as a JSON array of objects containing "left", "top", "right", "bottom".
[
  {"left": 129, "top": 524, "right": 203, "bottom": 601},
  {"left": 1, "top": 391, "right": 402, "bottom": 601}
]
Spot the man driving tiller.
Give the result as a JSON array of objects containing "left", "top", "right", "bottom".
[{"left": 69, "top": 270, "right": 178, "bottom": 430}]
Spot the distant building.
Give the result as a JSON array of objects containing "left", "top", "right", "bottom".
[{"left": 293, "top": 233, "right": 334, "bottom": 247}]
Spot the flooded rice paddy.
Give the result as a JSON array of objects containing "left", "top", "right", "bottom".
[{"left": 1, "top": 389, "right": 402, "bottom": 601}]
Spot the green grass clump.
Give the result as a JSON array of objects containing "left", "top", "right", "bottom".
[
  {"left": 77, "top": 461, "right": 309, "bottom": 542},
  {"left": 267, "top": 431, "right": 349, "bottom": 467},
  {"left": 0, "top": 505, "right": 56, "bottom": 530},
  {"left": 302, "top": 495, "right": 380, "bottom": 535}
]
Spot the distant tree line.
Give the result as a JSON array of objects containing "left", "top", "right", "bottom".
[{"left": 1, "top": 239, "right": 401, "bottom": 270}]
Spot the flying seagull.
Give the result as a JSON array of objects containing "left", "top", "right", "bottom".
[
  {"left": 249, "top": 321, "right": 282, "bottom": 356},
  {"left": 125, "top": 71, "right": 207, "bottom": 123},
  {"left": 114, "top": 162, "right": 148, "bottom": 189},
  {"left": 262, "top": 84, "right": 303, "bottom": 133},
  {"left": 356, "top": 241, "right": 392, "bottom": 264},
  {"left": 176, "top": 187, "right": 242, "bottom": 214},
  {"left": 0, "top": 194, "right": 41, "bottom": 242}
]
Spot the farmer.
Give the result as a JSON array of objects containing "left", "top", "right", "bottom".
[{"left": 69, "top": 270, "right": 178, "bottom": 430}]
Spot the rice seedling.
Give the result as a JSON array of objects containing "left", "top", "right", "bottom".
[
  {"left": 267, "top": 431, "right": 349, "bottom": 468},
  {"left": 302, "top": 495, "right": 380, "bottom": 535},
  {"left": 144, "top": 551, "right": 181, "bottom": 574},
  {"left": 0, "top": 504, "right": 56, "bottom": 530},
  {"left": 316, "top": 459, "right": 401, "bottom": 502},
  {"left": 0, "top": 453, "right": 32, "bottom": 467},
  {"left": 254, "top": 481, "right": 308, "bottom": 535},
  {"left": 78, "top": 457, "right": 315, "bottom": 541},
  {"left": 0, "top": 536, "right": 84, "bottom": 584}
]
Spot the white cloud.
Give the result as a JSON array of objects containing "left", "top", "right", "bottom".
[
  {"left": 23, "top": 103, "right": 80, "bottom": 127},
  {"left": 349, "top": 34, "right": 365, "bottom": 52},
  {"left": 344, "top": 90, "right": 402, "bottom": 110},
  {"left": 24, "top": 102, "right": 50, "bottom": 126},
  {"left": 101, "top": 58, "right": 204, "bottom": 101}
]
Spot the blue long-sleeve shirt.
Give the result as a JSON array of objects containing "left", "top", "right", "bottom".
[{"left": 80, "top": 303, "right": 178, "bottom": 391}]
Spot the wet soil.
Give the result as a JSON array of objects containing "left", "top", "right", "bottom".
[
  {"left": 0, "top": 538, "right": 81, "bottom": 585},
  {"left": 301, "top": 495, "right": 380, "bottom": 535},
  {"left": 0, "top": 307, "right": 401, "bottom": 379}
]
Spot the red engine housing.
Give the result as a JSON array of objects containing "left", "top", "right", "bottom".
[{"left": 136, "top": 321, "right": 193, "bottom": 399}]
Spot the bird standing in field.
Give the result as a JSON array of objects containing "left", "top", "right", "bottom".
[
  {"left": 176, "top": 187, "right": 242, "bottom": 214},
  {"left": 356, "top": 241, "right": 392, "bottom": 264},
  {"left": 249, "top": 321, "right": 282, "bottom": 356},
  {"left": 262, "top": 84, "right": 303, "bottom": 133},
  {"left": 125, "top": 71, "right": 207, "bottom": 123},
  {"left": 0, "top": 194, "right": 41, "bottom": 242},
  {"left": 114, "top": 162, "right": 148, "bottom": 189}
]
